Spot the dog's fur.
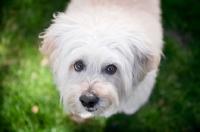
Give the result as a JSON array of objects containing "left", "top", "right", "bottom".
[{"left": 39, "top": 0, "right": 163, "bottom": 118}]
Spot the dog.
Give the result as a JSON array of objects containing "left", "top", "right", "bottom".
[{"left": 39, "top": 0, "right": 163, "bottom": 119}]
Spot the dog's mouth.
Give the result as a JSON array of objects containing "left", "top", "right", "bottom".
[
  {"left": 79, "top": 106, "right": 99, "bottom": 118},
  {"left": 85, "top": 107, "right": 98, "bottom": 112}
]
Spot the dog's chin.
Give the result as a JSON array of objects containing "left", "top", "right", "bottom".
[
  {"left": 79, "top": 112, "right": 94, "bottom": 118},
  {"left": 73, "top": 104, "right": 107, "bottom": 118},
  {"left": 78, "top": 108, "right": 103, "bottom": 118},
  {"left": 78, "top": 107, "right": 108, "bottom": 118}
]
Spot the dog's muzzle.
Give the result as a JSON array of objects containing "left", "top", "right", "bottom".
[{"left": 79, "top": 92, "right": 99, "bottom": 111}]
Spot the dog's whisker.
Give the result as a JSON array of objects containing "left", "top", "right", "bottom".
[{"left": 96, "top": 105, "right": 105, "bottom": 113}]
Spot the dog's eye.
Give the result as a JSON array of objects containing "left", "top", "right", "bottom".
[
  {"left": 74, "top": 61, "right": 84, "bottom": 72},
  {"left": 105, "top": 65, "right": 117, "bottom": 75}
]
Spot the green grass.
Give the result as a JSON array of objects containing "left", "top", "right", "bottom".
[{"left": 0, "top": 0, "right": 200, "bottom": 131}]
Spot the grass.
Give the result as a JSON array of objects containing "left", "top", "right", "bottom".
[{"left": 0, "top": 0, "right": 200, "bottom": 131}]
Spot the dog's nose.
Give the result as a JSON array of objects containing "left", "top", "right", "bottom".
[{"left": 79, "top": 92, "right": 99, "bottom": 108}]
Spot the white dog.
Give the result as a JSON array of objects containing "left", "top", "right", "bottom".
[{"left": 39, "top": 0, "right": 163, "bottom": 119}]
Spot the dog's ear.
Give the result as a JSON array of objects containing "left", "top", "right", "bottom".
[
  {"left": 134, "top": 46, "right": 160, "bottom": 72},
  {"left": 132, "top": 43, "right": 161, "bottom": 84},
  {"left": 39, "top": 32, "right": 59, "bottom": 71}
]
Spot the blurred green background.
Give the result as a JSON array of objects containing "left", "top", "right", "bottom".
[{"left": 0, "top": 0, "right": 200, "bottom": 131}]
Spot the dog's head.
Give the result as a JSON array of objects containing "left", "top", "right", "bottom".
[{"left": 39, "top": 13, "right": 162, "bottom": 117}]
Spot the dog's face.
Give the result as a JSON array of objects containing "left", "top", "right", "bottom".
[
  {"left": 39, "top": 13, "right": 161, "bottom": 118},
  {"left": 59, "top": 47, "right": 123, "bottom": 117}
]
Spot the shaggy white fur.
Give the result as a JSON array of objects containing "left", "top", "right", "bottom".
[{"left": 39, "top": 0, "right": 163, "bottom": 118}]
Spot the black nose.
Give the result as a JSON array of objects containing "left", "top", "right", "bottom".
[{"left": 79, "top": 92, "right": 99, "bottom": 108}]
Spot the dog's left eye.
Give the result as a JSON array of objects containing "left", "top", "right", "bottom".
[
  {"left": 74, "top": 61, "right": 84, "bottom": 72},
  {"left": 105, "top": 65, "right": 117, "bottom": 75}
]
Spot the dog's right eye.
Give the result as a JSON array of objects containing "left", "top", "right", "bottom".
[
  {"left": 74, "top": 61, "right": 84, "bottom": 72},
  {"left": 105, "top": 65, "right": 117, "bottom": 75}
]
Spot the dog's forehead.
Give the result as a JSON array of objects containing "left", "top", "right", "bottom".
[{"left": 76, "top": 45, "right": 120, "bottom": 65}]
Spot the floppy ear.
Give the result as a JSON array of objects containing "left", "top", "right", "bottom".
[
  {"left": 134, "top": 46, "right": 160, "bottom": 72},
  {"left": 39, "top": 31, "right": 59, "bottom": 72},
  {"left": 132, "top": 43, "right": 161, "bottom": 84}
]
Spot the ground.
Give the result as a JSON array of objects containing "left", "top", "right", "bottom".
[{"left": 0, "top": 0, "right": 200, "bottom": 131}]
